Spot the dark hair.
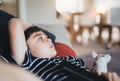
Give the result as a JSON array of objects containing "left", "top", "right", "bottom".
[
  {"left": 24, "top": 26, "right": 42, "bottom": 40},
  {"left": 24, "top": 26, "right": 56, "bottom": 43}
]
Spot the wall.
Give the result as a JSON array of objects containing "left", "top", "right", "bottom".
[
  {"left": 18, "top": 0, "right": 58, "bottom": 24},
  {"left": 107, "top": 0, "right": 120, "bottom": 24},
  {"left": 110, "top": 0, "right": 120, "bottom": 8}
]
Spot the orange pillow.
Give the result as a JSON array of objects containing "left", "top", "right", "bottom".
[{"left": 55, "top": 42, "right": 76, "bottom": 57}]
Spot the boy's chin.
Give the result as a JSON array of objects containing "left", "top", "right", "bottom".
[{"left": 51, "top": 51, "right": 57, "bottom": 57}]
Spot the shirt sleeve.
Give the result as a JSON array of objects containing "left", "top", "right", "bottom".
[
  {"left": 20, "top": 49, "right": 31, "bottom": 67},
  {"left": 10, "top": 49, "right": 31, "bottom": 67}
]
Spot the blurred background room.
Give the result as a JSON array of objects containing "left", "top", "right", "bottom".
[{"left": 0, "top": 0, "right": 120, "bottom": 75}]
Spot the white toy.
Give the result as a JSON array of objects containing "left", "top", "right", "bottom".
[{"left": 91, "top": 52, "right": 111, "bottom": 73}]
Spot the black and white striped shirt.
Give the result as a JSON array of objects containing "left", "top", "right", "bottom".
[
  {"left": 0, "top": 50, "right": 84, "bottom": 81},
  {"left": 19, "top": 50, "right": 84, "bottom": 81}
]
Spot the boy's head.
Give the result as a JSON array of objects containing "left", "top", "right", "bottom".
[
  {"left": 24, "top": 26, "right": 56, "bottom": 43},
  {"left": 24, "top": 26, "right": 57, "bottom": 58}
]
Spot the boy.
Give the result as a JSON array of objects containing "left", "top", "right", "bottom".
[{"left": 9, "top": 18, "right": 84, "bottom": 81}]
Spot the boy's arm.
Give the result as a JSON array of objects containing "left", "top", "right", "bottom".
[{"left": 8, "top": 18, "right": 32, "bottom": 64}]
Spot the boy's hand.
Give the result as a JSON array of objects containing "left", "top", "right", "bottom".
[
  {"left": 105, "top": 72, "right": 120, "bottom": 81},
  {"left": 98, "top": 72, "right": 120, "bottom": 81}
]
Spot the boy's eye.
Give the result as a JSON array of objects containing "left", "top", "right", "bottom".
[{"left": 38, "top": 37, "right": 42, "bottom": 40}]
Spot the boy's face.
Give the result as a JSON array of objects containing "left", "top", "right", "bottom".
[{"left": 26, "top": 31, "right": 57, "bottom": 58}]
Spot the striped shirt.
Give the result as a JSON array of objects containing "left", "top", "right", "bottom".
[{"left": 0, "top": 50, "right": 84, "bottom": 81}]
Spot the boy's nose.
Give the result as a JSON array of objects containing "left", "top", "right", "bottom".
[{"left": 48, "top": 38, "right": 52, "bottom": 42}]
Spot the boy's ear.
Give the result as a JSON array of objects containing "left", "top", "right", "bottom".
[{"left": 92, "top": 52, "right": 98, "bottom": 58}]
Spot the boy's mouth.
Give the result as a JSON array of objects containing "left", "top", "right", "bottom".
[{"left": 50, "top": 45, "right": 54, "bottom": 48}]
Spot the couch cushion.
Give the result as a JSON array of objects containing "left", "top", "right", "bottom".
[{"left": 55, "top": 42, "right": 76, "bottom": 57}]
